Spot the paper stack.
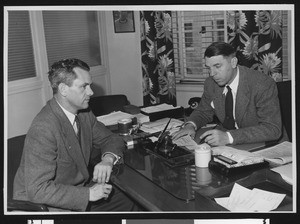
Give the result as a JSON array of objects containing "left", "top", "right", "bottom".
[
  {"left": 97, "top": 111, "right": 149, "bottom": 126},
  {"left": 215, "top": 183, "right": 286, "bottom": 212}
]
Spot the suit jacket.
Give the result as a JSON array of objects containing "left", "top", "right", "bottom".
[
  {"left": 13, "top": 98, "right": 125, "bottom": 211},
  {"left": 188, "top": 65, "right": 283, "bottom": 145}
]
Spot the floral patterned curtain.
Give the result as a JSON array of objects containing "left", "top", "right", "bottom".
[
  {"left": 227, "top": 10, "right": 283, "bottom": 82},
  {"left": 140, "top": 11, "right": 177, "bottom": 106}
]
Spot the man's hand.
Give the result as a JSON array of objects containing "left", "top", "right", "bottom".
[
  {"left": 199, "top": 129, "right": 230, "bottom": 146},
  {"left": 92, "top": 154, "right": 114, "bottom": 184},
  {"left": 89, "top": 183, "right": 112, "bottom": 202},
  {"left": 171, "top": 123, "right": 196, "bottom": 141}
]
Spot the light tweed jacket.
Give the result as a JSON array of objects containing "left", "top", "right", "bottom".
[{"left": 13, "top": 98, "right": 125, "bottom": 211}]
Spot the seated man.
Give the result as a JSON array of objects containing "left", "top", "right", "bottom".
[
  {"left": 172, "top": 42, "right": 283, "bottom": 146},
  {"left": 13, "top": 58, "right": 139, "bottom": 211}
]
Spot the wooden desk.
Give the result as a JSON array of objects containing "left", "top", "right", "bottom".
[{"left": 111, "top": 142, "right": 293, "bottom": 211}]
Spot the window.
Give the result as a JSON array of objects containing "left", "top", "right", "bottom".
[
  {"left": 42, "top": 11, "right": 101, "bottom": 67},
  {"left": 7, "top": 11, "right": 36, "bottom": 82},
  {"left": 172, "top": 10, "right": 291, "bottom": 82},
  {"left": 172, "top": 11, "right": 226, "bottom": 82}
]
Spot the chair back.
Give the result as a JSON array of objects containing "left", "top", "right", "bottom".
[
  {"left": 88, "top": 94, "right": 129, "bottom": 116},
  {"left": 7, "top": 135, "right": 26, "bottom": 200},
  {"left": 276, "top": 80, "right": 292, "bottom": 141},
  {"left": 7, "top": 135, "right": 49, "bottom": 211}
]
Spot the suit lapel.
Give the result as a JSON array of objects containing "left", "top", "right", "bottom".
[
  {"left": 49, "top": 99, "right": 89, "bottom": 179},
  {"left": 76, "top": 114, "right": 90, "bottom": 166},
  {"left": 235, "top": 66, "right": 250, "bottom": 125}
]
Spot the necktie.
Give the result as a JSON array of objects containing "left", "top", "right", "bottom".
[
  {"left": 74, "top": 115, "right": 81, "bottom": 144},
  {"left": 223, "top": 86, "right": 235, "bottom": 130}
]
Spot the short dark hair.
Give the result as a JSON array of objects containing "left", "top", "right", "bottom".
[
  {"left": 204, "top": 42, "right": 236, "bottom": 58},
  {"left": 48, "top": 58, "right": 90, "bottom": 94}
]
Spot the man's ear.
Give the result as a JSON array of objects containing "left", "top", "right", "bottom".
[
  {"left": 58, "top": 83, "right": 68, "bottom": 97},
  {"left": 231, "top": 57, "right": 238, "bottom": 68}
]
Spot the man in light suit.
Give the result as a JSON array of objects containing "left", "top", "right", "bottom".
[
  {"left": 172, "top": 42, "right": 283, "bottom": 146},
  {"left": 13, "top": 58, "right": 138, "bottom": 211}
]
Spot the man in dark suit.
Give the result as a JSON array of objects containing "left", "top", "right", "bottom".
[
  {"left": 13, "top": 58, "right": 138, "bottom": 211},
  {"left": 172, "top": 42, "right": 283, "bottom": 146}
]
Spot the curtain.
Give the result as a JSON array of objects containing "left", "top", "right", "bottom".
[
  {"left": 140, "top": 11, "right": 177, "bottom": 106},
  {"left": 227, "top": 10, "right": 283, "bottom": 82}
]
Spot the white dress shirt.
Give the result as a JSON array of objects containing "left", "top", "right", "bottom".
[
  {"left": 56, "top": 100, "right": 120, "bottom": 164},
  {"left": 185, "top": 67, "right": 240, "bottom": 144}
]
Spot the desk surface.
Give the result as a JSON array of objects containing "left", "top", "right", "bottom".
[
  {"left": 111, "top": 143, "right": 293, "bottom": 212},
  {"left": 110, "top": 124, "right": 293, "bottom": 212}
]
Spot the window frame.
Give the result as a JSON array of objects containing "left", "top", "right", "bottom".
[
  {"left": 173, "top": 10, "right": 290, "bottom": 83},
  {"left": 172, "top": 11, "right": 227, "bottom": 84},
  {"left": 7, "top": 10, "right": 109, "bottom": 100}
]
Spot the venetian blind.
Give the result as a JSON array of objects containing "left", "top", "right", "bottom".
[
  {"left": 172, "top": 11, "right": 226, "bottom": 82},
  {"left": 42, "top": 11, "right": 101, "bottom": 67},
  {"left": 8, "top": 11, "right": 36, "bottom": 81}
]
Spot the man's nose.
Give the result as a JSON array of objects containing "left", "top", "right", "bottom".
[
  {"left": 86, "top": 86, "right": 94, "bottom": 96},
  {"left": 210, "top": 68, "right": 217, "bottom": 77}
]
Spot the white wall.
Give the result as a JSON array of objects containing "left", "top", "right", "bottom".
[
  {"left": 7, "top": 80, "right": 46, "bottom": 138},
  {"left": 105, "top": 11, "right": 144, "bottom": 106},
  {"left": 6, "top": 10, "right": 195, "bottom": 139},
  {"left": 176, "top": 84, "right": 204, "bottom": 108}
]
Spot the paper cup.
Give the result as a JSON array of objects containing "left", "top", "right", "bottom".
[{"left": 194, "top": 143, "right": 211, "bottom": 168}]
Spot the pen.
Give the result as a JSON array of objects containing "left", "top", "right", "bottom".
[
  {"left": 157, "top": 118, "right": 172, "bottom": 140},
  {"left": 154, "top": 118, "right": 172, "bottom": 150},
  {"left": 199, "top": 124, "right": 218, "bottom": 144}
]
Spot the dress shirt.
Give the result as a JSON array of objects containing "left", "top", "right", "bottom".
[
  {"left": 56, "top": 101, "right": 77, "bottom": 133},
  {"left": 185, "top": 67, "right": 240, "bottom": 144},
  {"left": 56, "top": 100, "right": 120, "bottom": 165}
]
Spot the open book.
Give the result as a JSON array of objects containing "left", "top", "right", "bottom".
[{"left": 253, "top": 141, "right": 293, "bottom": 166}]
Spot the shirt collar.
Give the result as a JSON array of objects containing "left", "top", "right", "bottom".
[
  {"left": 56, "top": 100, "right": 76, "bottom": 125},
  {"left": 223, "top": 67, "right": 239, "bottom": 95}
]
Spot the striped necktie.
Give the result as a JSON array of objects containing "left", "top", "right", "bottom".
[{"left": 74, "top": 115, "right": 81, "bottom": 144}]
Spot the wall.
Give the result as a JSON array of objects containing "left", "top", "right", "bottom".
[
  {"left": 176, "top": 84, "right": 204, "bottom": 108},
  {"left": 105, "top": 11, "right": 144, "bottom": 107},
  {"left": 7, "top": 80, "right": 46, "bottom": 138}
]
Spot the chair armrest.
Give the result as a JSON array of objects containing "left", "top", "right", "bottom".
[{"left": 7, "top": 199, "right": 49, "bottom": 212}]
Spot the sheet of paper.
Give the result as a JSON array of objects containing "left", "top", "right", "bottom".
[
  {"left": 214, "top": 183, "right": 286, "bottom": 212},
  {"left": 97, "top": 111, "right": 134, "bottom": 126},
  {"left": 271, "top": 163, "right": 293, "bottom": 185},
  {"left": 214, "top": 197, "right": 229, "bottom": 208},
  {"left": 140, "top": 118, "right": 183, "bottom": 134},
  {"left": 172, "top": 135, "right": 199, "bottom": 150},
  {"left": 253, "top": 141, "right": 293, "bottom": 165},
  {"left": 140, "top": 103, "right": 181, "bottom": 114}
]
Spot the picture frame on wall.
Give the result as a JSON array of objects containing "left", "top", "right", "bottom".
[{"left": 113, "top": 11, "right": 135, "bottom": 33}]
